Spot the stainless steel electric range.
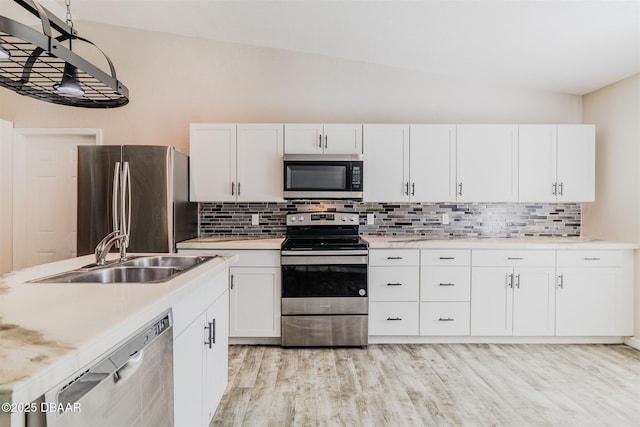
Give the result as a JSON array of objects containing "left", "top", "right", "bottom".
[{"left": 280, "top": 212, "right": 368, "bottom": 347}]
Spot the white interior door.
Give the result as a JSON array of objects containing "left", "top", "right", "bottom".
[
  {"left": 13, "top": 129, "right": 101, "bottom": 270},
  {"left": 0, "top": 119, "right": 13, "bottom": 274}
]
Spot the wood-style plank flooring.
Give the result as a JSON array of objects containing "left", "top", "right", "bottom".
[{"left": 211, "top": 344, "right": 640, "bottom": 427}]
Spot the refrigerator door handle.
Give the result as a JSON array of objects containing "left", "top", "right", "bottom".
[
  {"left": 122, "top": 162, "right": 132, "bottom": 247},
  {"left": 112, "top": 162, "right": 121, "bottom": 235}
]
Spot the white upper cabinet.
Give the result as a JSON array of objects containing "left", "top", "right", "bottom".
[
  {"left": 285, "top": 124, "right": 362, "bottom": 154},
  {"left": 556, "top": 125, "right": 595, "bottom": 202},
  {"left": 363, "top": 124, "right": 409, "bottom": 202},
  {"left": 190, "top": 123, "right": 284, "bottom": 202},
  {"left": 410, "top": 124, "right": 457, "bottom": 202},
  {"left": 190, "top": 123, "right": 237, "bottom": 202},
  {"left": 363, "top": 124, "right": 456, "bottom": 202},
  {"left": 456, "top": 124, "right": 518, "bottom": 202},
  {"left": 519, "top": 124, "right": 595, "bottom": 202},
  {"left": 236, "top": 124, "right": 284, "bottom": 202}
]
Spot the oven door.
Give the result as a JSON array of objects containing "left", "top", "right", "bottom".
[{"left": 281, "top": 254, "right": 368, "bottom": 315}]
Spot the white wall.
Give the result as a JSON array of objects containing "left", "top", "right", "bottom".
[
  {"left": 582, "top": 73, "right": 640, "bottom": 345},
  {"left": 0, "top": 22, "right": 583, "bottom": 154}
]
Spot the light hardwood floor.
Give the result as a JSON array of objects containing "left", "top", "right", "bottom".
[{"left": 211, "top": 344, "right": 640, "bottom": 427}]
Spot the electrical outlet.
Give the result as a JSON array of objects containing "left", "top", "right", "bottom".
[
  {"left": 367, "top": 213, "right": 375, "bottom": 225},
  {"left": 251, "top": 214, "right": 259, "bottom": 226},
  {"left": 442, "top": 213, "right": 450, "bottom": 225}
]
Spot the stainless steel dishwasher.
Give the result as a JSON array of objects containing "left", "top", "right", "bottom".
[{"left": 43, "top": 311, "right": 174, "bottom": 427}]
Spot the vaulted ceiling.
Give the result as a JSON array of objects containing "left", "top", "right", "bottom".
[{"left": 4, "top": 1, "right": 640, "bottom": 95}]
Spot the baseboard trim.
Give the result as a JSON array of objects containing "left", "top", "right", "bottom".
[{"left": 624, "top": 337, "right": 640, "bottom": 350}]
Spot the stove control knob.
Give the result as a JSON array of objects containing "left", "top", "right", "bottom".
[
  {"left": 359, "top": 289, "right": 366, "bottom": 296},
  {"left": 341, "top": 216, "right": 347, "bottom": 221},
  {"left": 299, "top": 216, "right": 305, "bottom": 222},
  {"left": 290, "top": 217, "right": 296, "bottom": 223},
  {"left": 350, "top": 216, "right": 356, "bottom": 222}
]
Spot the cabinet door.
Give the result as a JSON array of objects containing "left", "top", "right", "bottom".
[
  {"left": 557, "top": 125, "right": 595, "bottom": 202},
  {"left": 173, "top": 311, "right": 206, "bottom": 427},
  {"left": 363, "top": 124, "right": 409, "bottom": 202},
  {"left": 323, "top": 124, "right": 362, "bottom": 154},
  {"left": 518, "top": 124, "right": 557, "bottom": 202},
  {"left": 410, "top": 124, "right": 456, "bottom": 201},
  {"left": 556, "top": 267, "right": 620, "bottom": 336},
  {"left": 229, "top": 267, "right": 281, "bottom": 337},
  {"left": 512, "top": 267, "right": 555, "bottom": 336},
  {"left": 236, "top": 124, "right": 284, "bottom": 202},
  {"left": 456, "top": 124, "right": 518, "bottom": 202},
  {"left": 284, "top": 124, "right": 323, "bottom": 154},
  {"left": 189, "top": 124, "right": 237, "bottom": 202},
  {"left": 471, "top": 267, "right": 513, "bottom": 336},
  {"left": 204, "top": 291, "right": 229, "bottom": 425}
]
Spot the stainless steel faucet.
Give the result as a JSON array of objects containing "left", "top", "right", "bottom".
[{"left": 95, "top": 230, "right": 128, "bottom": 265}]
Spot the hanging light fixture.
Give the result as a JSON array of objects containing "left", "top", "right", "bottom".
[
  {"left": 0, "top": 44, "right": 10, "bottom": 60},
  {"left": 0, "top": 0, "right": 129, "bottom": 108},
  {"left": 54, "top": 62, "right": 83, "bottom": 97}
]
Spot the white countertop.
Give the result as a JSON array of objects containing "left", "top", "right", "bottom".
[
  {"left": 0, "top": 253, "right": 236, "bottom": 408},
  {"left": 178, "top": 237, "right": 284, "bottom": 250},
  {"left": 177, "top": 235, "right": 638, "bottom": 250},
  {"left": 362, "top": 236, "right": 640, "bottom": 250}
]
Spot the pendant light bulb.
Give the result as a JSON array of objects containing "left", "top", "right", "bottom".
[
  {"left": 56, "top": 63, "right": 84, "bottom": 97},
  {"left": 0, "top": 44, "right": 10, "bottom": 61}
]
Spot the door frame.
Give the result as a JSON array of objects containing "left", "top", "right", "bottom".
[{"left": 12, "top": 128, "right": 103, "bottom": 270}]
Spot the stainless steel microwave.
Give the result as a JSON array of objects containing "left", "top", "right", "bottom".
[{"left": 283, "top": 154, "right": 363, "bottom": 200}]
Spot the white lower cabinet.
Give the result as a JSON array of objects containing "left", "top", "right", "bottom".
[
  {"left": 178, "top": 249, "right": 282, "bottom": 339},
  {"left": 470, "top": 251, "right": 555, "bottom": 336},
  {"left": 229, "top": 266, "right": 281, "bottom": 337},
  {"left": 420, "top": 250, "right": 471, "bottom": 336},
  {"left": 368, "top": 249, "right": 420, "bottom": 336},
  {"left": 369, "top": 302, "right": 419, "bottom": 335},
  {"left": 420, "top": 302, "right": 470, "bottom": 335},
  {"left": 173, "top": 270, "right": 229, "bottom": 427},
  {"left": 556, "top": 250, "right": 633, "bottom": 336}
]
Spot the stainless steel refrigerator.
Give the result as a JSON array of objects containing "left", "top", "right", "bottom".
[{"left": 77, "top": 145, "right": 198, "bottom": 256}]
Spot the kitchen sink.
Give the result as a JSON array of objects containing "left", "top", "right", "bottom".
[
  {"left": 120, "top": 255, "right": 210, "bottom": 268},
  {"left": 29, "top": 255, "right": 217, "bottom": 284}
]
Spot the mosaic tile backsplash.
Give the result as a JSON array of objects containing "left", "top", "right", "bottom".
[{"left": 199, "top": 201, "right": 581, "bottom": 238}]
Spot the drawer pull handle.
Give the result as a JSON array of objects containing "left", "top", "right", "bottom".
[
  {"left": 439, "top": 283, "right": 455, "bottom": 287},
  {"left": 439, "top": 257, "right": 455, "bottom": 260},
  {"left": 386, "top": 317, "right": 402, "bottom": 321},
  {"left": 584, "top": 257, "right": 601, "bottom": 261},
  {"left": 438, "top": 318, "right": 454, "bottom": 322},
  {"left": 507, "top": 257, "right": 523, "bottom": 260},
  {"left": 387, "top": 283, "right": 403, "bottom": 286},
  {"left": 387, "top": 256, "right": 403, "bottom": 260}
]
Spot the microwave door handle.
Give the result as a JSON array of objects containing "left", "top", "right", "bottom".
[{"left": 112, "top": 162, "right": 121, "bottom": 234}]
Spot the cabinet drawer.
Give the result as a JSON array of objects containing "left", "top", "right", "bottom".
[
  {"left": 369, "top": 267, "right": 419, "bottom": 301},
  {"left": 421, "top": 249, "right": 470, "bottom": 266},
  {"left": 419, "top": 302, "right": 470, "bottom": 336},
  {"left": 369, "top": 302, "right": 419, "bottom": 336},
  {"left": 557, "top": 250, "right": 630, "bottom": 267},
  {"left": 369, "top": 249, "right": 420, "bottom": 266},
  {"left": 472, "top": 250, "right": 554, "bottom": 267},
  {"left": 420, "top": 267, "right": 470, "bottom": 302}
]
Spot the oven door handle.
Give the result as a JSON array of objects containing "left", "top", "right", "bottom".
[{"left": 281, "top": 255, "right": 369, "bottom": 265}]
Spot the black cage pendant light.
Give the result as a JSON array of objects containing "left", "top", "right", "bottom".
[{"left": 0, "top": 0, "right": 129, "bottom": 108}]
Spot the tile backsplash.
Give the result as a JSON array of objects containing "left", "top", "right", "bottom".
[{"left": 199, "top": 201, "right": 581, "bottom": 238}]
